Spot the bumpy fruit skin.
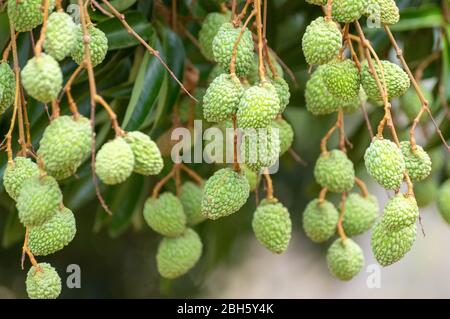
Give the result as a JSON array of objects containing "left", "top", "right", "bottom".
[
  {"left": 400, "top": 86, "right": 433, "bottom": 123},
  {"left": 143, "top": 192, "right": 186, "bottom": 237},
  {"left": 3, "top": 157, "right": 39, "bottom": 201},
  {"left": 314, "top": 150, "right": 355, "bottom": 193},
  {"left": 305, "top": 66, "right": 341, "bottom": 115},
  {"left": 156, "top": 228, "right": 202, "bottom": 279},
  {"left": 21, "top": 54, "right": 62, "bottom": 103},
  {"left": 371, "top": 222, "right": 416, "bottom": 267},
  {"left": 26, "top": 263, "right": 61, "bottom": 299},
  {"left": 272, "top": 77, "right": 290, "bottom": 113},
  {"left": 44, "top": 12, "right": 77, "bottom": 61},
  {"left": 247, "top": 53, "right": 284, "bottom": 84},
  {"left": 242, "top": 165, "right": 258, "bottom": 191},
  {"left": 327, "top": 238, "right": 364, "bottom": 281},
  {"left": 71, "top": 25, "right": 108, "bottom": 67},
  {"left": 364, "top": 138, "right": 405, "bottom": 190},
  {"left": 302, "top": 17, "right": 342, "bottom": 65},
  {"left": 237, "top": 83, "right": 280, "bottom": 129},
  {"left": 124, "top": 131, "right": 163, "bottom": 176},
  {"left": 201, "top": 168, "right": 250, "bottom": 220},
  {"left": 343, "top": 193, "right": 379, "bottom": 237},
  {"left": 361, "top": 60, "right": 410, "bottom": 102},
  {"left": 7, "top": 0, "right": 55, "bottom": 32},
  {"left": 414, "top": 179, "right": 438, "bottom": 208},
  {"left": 95, "top": 138, "right": 135, "bottom": 185},
  {"left": 212, "top": 22, "right": 254, "bottom": 76},
  {"left": 400, "top": 141, "right": 432, "bottom": 182},
  {"left": 29, "top": 207, "right": 76, "bottom": 256},
  {"left": 324, "top": 59, "right": 360, "bottom": 102},
  {"left": 241, "top": 126, "right": 280, "bottom": 172},
  {"left": 17, "top": 175, "right": 62, "bottom": 227},
  {"left": 37, "top": 115, "right": 92, "bottom": 180},
  {"left": 180, "top": 182, "right": 205, "bottom": 226},
  {"left": 0, "top": 62, "right": 16, "bottom": 114},
  {"left": 203, "top": 74, "right": 243, "bottom": 123},
  {"left": 198, "top": 11, "right": 231, "bottom": 61},
  {"left": 272, "top": 118, "right": 294, "bottom": 156},
  {"left": 437, "top": 180, "right": 450, "bottom": 225},
  {"left": 303, "top": 199, "right": 339, "bottom": 243},
  {"left": 380, "top": 194, "right": 418, "bottom": 232},
  {"left": 332, "top": 0, "right": 365, "bottom": 23},
  {"left": 252, "top": 199, "right": 292, "bottom": 254},
  {"left": 342, "top": 87, "right": 367, "bottom": 113},
  {"left": 366, "top": 0, "right": 400, "bottom": 25}
]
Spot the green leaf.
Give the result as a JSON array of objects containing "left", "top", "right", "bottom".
[
  {"left": 89, "top": 0, "right": 138, "bottom": 22},
  {"left": 97, "top": 11, "right": 156, "bottom": 50},
  {"left": 0, "top": 12, "right": 10, "bottom": 52},
  {"left": 389, "top": 5, "right": 443, "bottom": 31}
]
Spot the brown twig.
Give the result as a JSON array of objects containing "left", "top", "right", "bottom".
[
  {"left": 152, "top": 164, "right": 178, "bottom": 198},
  {"left": 325, "top": 0, "right": 333, "bottom": 21},
  {"left": 254, "top": 0, "right": 266, "bottom": 81},
  {"left": 180, "top": 163, "right": 204, "bottom": 185},
  {"left": 354, "top": 177, "right": 369, "bottom": 197},
  {"left": 34, "top": 0, "right": 50, "bottom": 57},
  {"left": 318, "top": 187, "right": 328, "bottom": 204},
  {"left": 233, "top": 0, "right": 252, "bottom": 26},
  {"left": 21, "top": 227, "right": 39, "bottom": 270},
  {"left": 287, "top": 148, "right": 307, "bottom": 166},
  {"left": 95, "top": 95, "right": 124, "bottom": 137},
  {"left": 320, "top": 111, "right": 343, "bottom": 154},
  {"left": 230, "top": 10, "right": 255, "bottom": 76},
  {"left": 263, "top": 168, "right": 274, "bottom": 200}
]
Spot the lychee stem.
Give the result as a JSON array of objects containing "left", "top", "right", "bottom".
[
  {"left": 233, "top": 0, "right": 252, "bottom": 27},
  {"left": 21, "top": 227, "right": 39, "bottom": 270},
  {"left": 254, "top": 0, "right": 266, "bottom": 82},
  {"left": 180, "top": 164, "right": 204, "bottom": 186},
  {"left": 229, "top": 10, "right": 255, "bottom": 76},
  {"left": 34, "top": 0, "right": 50, "bottom": 57},
  {"left": 354, "top": 177, "right": 369, "bottom": 198},
  {"left": 318, "top": 187, "right": 328, "bottom": 204},
  {"left": 263, "top": 168, "right": 273, "bottom": 200}
]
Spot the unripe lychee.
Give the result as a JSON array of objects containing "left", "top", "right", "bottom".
[
  {"left": 247, "top": 53, "right": 284, "bottom": 84},
  {"left": 7, "top": 0, "right": 55, "bottom": 32},
  {"left": 44, "top": 12, "right": 77, "bottom": 61},
  {"left": 241, "top": 126, "right": 280, "bottom": 172},
  {"left": 37, "top": 115, "right": 92, "bottom": 180},
  {"left": 371, "top": 221, "right": 416, "bottom": 267},
  {"left": 303, "top": 199, "right": 339, "bottom": 243},
  {"left": 95, "top": 137, "right": 135, "bottom": 185},
  {"left": 361, "top": 60, "right": 410, "bottom": 102},
  {"left": 203, "top": 74, "right": 243, "bottom": 123},
  {"left": 17, "top": 175, "right": 62, "bottom": 227},
  {"left": 124, "top": 131, "right": 163, "bottom": 176},
  {"left": 314, "top": 150, "right": 355, "bottom": 193},
  {"left": 271, "top": 77, "right": 290, "bottom": 113},
  {"left": 342, "top": 87, "right": 367, "bottom": 113},
  {"left": 28, "top": 207, "right": 76, "bottom": 256},
  {"left": 380, "top": 194, "right": 419, "bottom": 232},
  {"left": 143, "top": 192, "right": 186, "bottom": 237},
  {"left": 324, "top": 59, "right": 360, "bottom": 102},
  {"left": 437, "top": 180, "right": 450, "bottom": 225},
  {"left": 400, "top": 141, "right": 432, "bottom": 182},
  {"left": 201, "top": 168, "right": 250, "bottom": 220},
  {"left": 21, "top": 54, "right": 62, "bottom": 103},
  {"left": 0, "top": 62, "right": 16, "bottom": 115},
  {"left": 342, "top": 193, "right": 379, "bottom": 237},
  {"left": 305, "top": 66, "right": 341, "bottom": 115},
  {"left": 198, "top": 11, "right": 231, "bottom": 61},
  {"left": 180, "top": 182, "right": 206, "bottom": 226},
  {"left": 26, "top": 263, "right": 61, "bottom": 299},
  {"left": 272, "top": 118, "right": 294, "bottom": 156},
  {"left": 156, "top": 228, "right": 202, "bottom": 279},
  {"left": 365, "top": 0, "right": 400, "bottom": 25},
  {"left": 237, "top": 83, "right": 280, "bottom": 129},
  {"left": 332, "top": 0, "right": 365, "bottom": 23},
  {"left": 364, "top": 138, "right": 405, "bottom": 190},
  {"left": 212, "top": 22, "right": 254, "bottom": 76},
  {"left": 71, "top": 25, "right": 108, "bottom": 67},
  {"left": 302, "top": 17, "right": 342, "bottom": 65},
  {"left": 242, "top": 165, "right": 259, "bottom": 192},
  {"left": 3, "top": 157, "right": 39, "bottom": 201},
  {"left": 327, "top": 238, "right": 364, "bottom": 281},
  {"left": 252, "top": 199, "right": 292, "bottom": 254},
  {"left": 414, "top": 179, "right": 438, "bottom": 208}
]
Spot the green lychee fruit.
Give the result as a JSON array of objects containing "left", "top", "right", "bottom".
[
  {"left": 199, "top": 11, "right": 231, "bottom": 61},
  {"left": 342, "top": 193, "right": 379, "bottom": 237},
  {"left": 332, "top": 0, "right": 366, "bottom": 23},
  {"left": 364, "top": 138, "right": 405, "bottom": 190},
  {"left": 324, "top": 59, "right": 360, "bottom": 102},
  {"left": 247, "top": 53, "right": 285, "bottom": 85},
  {"left": 37, "top": 115, "right": 92, "bottom": 180},
  {"left": 201, "top": 168, "right": 250, "bottom": 220},
  {"left": 7, "top": 0, "right": 55, "bottom": 32},
  {"left": 180, "top": 182, "right": 206, "bottom": 226},
  {"left": 303, "top": 199, "right": 339, "bottom": 243},
  {"left": 252, "top": 199, "right": 292, "bottom": 254},
  {"left": 305, "top": 65, "right": 341, "bottom": 115},
  {"left": 271, "top": 77, "right": 290, "bottom": 113},
  {"left": 240, "top": 126, "right": 280, "bottom": 172},
  {"left": 0, "top": 62, "right": 16, "bottom": 114},
  {"left": 143, "top": 192, "right": 186, "bottom": 237},
  {"left": 314, "top": 150, "right": 355, "bottom": 193},
  {"left": 71, "top": 25, "right": 108, "bottom": 67},
  {"left": 361, "top": 60, "right": 410, "bottom": 102},
  {"left": 28, "top": 207, "right": 76, "bottom": 256},
  {"left": 272, "top": 118, "right": 294, "bottom": 156},
  {"left": 414, "top": 179, "right": 438, "bottom": 208},
  {"left": 212, "top": 22, "right": 254, "bottom": 76},
  {"left": 203, "top": 73, "right": 243, "bottom": 123},
  {"left": 242, "top": 165, "right": 259, "bottom": 192},
  {"left": 400, "top": 141, "right": 432, "bottom": 182},
  {"left": 156, "top": 228, "right": 202, "bottom": 279},
  {"left": 44, "top": 12, "right": 77, "bottom": 61},
  {"left": 302, "top": 17, "right": 342, "bottom": 65},
  {"left": 342, "top": 87, "right": 367, "bottom": 113},
  {"left": 17, "top": 175, "right": 62, "bottom": 227},
  {"left": 124, "top": 131, "right": 163, "bottom": 176},
  {"left": 437, "top": 180, "right": 450, "bottom": 225},
  {"left": 380, "top": 194, "right": 419, "bottom": 232},
  {"left": 237, "top": 83, "right": 280, "bottom": 129},
  {"left": 21, "top": 53, "right": 62, "bottom": 103},
  {"left": 26, "top": 263, "right": 61, "bottom": 299},
  {"left": 371, "top": 221, "right": 416, "bottom": 267},
  {"left": 3, "top": 157, "right": 39, "bottom": 201},
  {"left": 95, "top": 137, "right": 135, "bottom": 185},
  {"left": 365, "top": 0, "right": 400, "bottom": 25},
  {"left": 327, "top": 238, "right": 364, "bottom": 281}
]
